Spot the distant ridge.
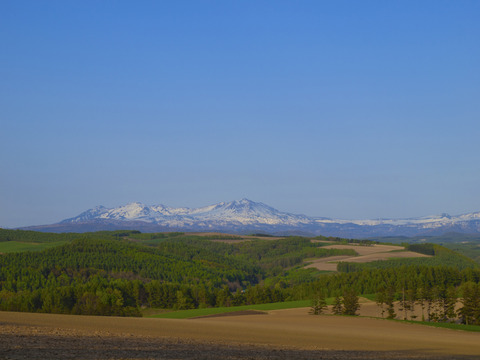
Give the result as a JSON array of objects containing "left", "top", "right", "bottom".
[{"left": 20, "top": 199, "right": 480, "bottom": 237}]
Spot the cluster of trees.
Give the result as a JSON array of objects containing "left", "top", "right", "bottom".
[
  {"left": 309, "top": 278, "right": 480, "bottom": 325},
  {"left": 405, "top": 243, "right": 436, "bottom": 256},
  {"left": 297, "top": 265, "right": 480, "bottom": 325},
  {"left": 145, "top": 282, "right": 285, "bottom": 310},
  {"left": 458, "top": 282, "right": 480, "bottom": 325},
  {"left": 0, "top": 238, "right": 257, "bottom": 287},
  {"left": 310, "top": 289, "right": 360, "bottom": 316},
  {"left": 293, "top": 265, "right": 480, "bottom": 300},
  {"left": 374, "top": 282, "right": 480, "bottom": 325},
  {"left": 332, "top": 289, "right": 360, "bottom": 316},
  {"left": 0, "top": 271, "right": 143, "bottom": 316},
  {"left": 0, "top": 271, "right": 287, "bottom": 316}
]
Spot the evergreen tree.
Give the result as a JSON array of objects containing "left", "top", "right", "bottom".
[
  {"left": 399, "top": 287, "right": 409, "bottom": 320},
  {"left": 406, "top": 288, "right": 417, "bottom": 320},
  {"left": 375, "top": 287, "right": 386, "bottom": 318},
  {"left": 385, "top": 287, "right": 396, "bottom": 320},
  {"left": 442, "top": 286, "right": 457, "bottom": 322},
  {"left": 310, "top": 290, "right": 327, "bottom": 315},
  {"left": 342, "top": 289, "right": 360, "bottom": 316},
  {"left": 458, "top": 282, "right": 480, "bottom": 325},
  {"left": 416, "top": 287, "right": 426, "bottom": 321},
  {"left": 424, "top": 286, "right": 434, "bottom": 322},
  {"left": 332, "top": 295, "right": 343, "bottom": 315}
]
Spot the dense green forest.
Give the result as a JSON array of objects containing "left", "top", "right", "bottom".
[
  {"left": 0, "top": 230, "right": 352, "bottom": 315},
  {"left": 0, "top": 229, "right": 479, "bottom": 324}
]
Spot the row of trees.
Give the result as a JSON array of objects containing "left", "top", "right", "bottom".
[
  {"left": 310, "top": 289, "right": 360, "bottom": 316},
  {"left": 374, "top": 283, "right": 480, "bottom": 325},
  {"left": 2, "top": 263, "right": 480, "bottom": 318},
  {"left": 295, "top": 265, "right": 480, "bottom": 299},
  {"left": 375, "top": 285, "right": 457, "bottom": 322},
  {"left": 0, "top": 279, "right": 288, "bottom": 316},
  {"left": 310, "top": 282, "right": 480, "bottom": 326}
]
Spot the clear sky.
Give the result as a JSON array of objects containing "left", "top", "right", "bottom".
[{"left": 1, "top": 1, "right": 479, "bottom": 227}]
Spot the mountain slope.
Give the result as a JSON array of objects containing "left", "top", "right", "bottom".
[
  {"left": 60, "top": 199, "right": 312, "bottom": 227},
  {"left": 20, "top": 199, "right": 480, "bottom": 237}
]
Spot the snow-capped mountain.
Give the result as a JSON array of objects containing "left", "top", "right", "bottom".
[
  {"left": 21, "top": 199, "right": 480, "bottom": 237},
  {"left": 60, "top": 199, "right": 312, "bottom": 228},
  {"left": 312, "top": 211, "right": 480, "bottom": 237}
]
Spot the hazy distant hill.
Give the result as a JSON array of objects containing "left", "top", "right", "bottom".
[{"left": 21, "top": 199, "right": 480, "bottom": 237}]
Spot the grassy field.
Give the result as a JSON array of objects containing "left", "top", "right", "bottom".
[
  {"left": 150, "top": 297, "right": 480, "bottom": 333},
  {"left": 400, "top": 319, "right": 480, "bottom": 332},
  {"left": 0, "top": 241, "right": 67, "bottom": 253},
  {"left": 152, "top": 297, "right": 480, "bottom": 332},
  {"left": 148, "top": 300, "right": 312, "bottom": 319}
]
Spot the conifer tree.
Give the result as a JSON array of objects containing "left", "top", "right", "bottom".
[
  {"left": 375, "top": 287, "right": 386, "bottom": 318},
  {"left": 442, "top": 286, "right": 457, "bottom": 322},
  {"left": 310, "top": 290, "right": 327, "bottom": 315},
  {"left": 332, "top": 295, "right": 343, "bottom": 315},
  {"left": 416, "top": 287, "right": 426, "bottom": 321},
  {"left": 458, "top": 282, "right": 480, "bottom": 325},
  {"left": 406, "top": 288, "right": 417, "bottom": 320},
  {"left": 342, "top": 289, "right": 360, "bottom": 316},
  {"left": 385, "top": 287, "right": 396, "bottom": 320}
]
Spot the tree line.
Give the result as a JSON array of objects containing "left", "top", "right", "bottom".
[{"left": 1, "top": 231, "right": 479, "bottom": 320}]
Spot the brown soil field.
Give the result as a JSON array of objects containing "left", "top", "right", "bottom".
[
  {"left": 2, "top": 308, "right": 479, "bottom": 359},
  {"left": 305, "top": 244, "right": 430, "bottom": 271}
]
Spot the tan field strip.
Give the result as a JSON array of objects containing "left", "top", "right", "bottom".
[
  {"left": 1, "top": 307, "right": 480, "bottom": 358},
  {"left": 305, "top": 244, "right": 430, "bottom": 271}
]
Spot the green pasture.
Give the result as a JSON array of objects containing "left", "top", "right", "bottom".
[
  {"left": 0, "top": 241, "right": 67, "bottom": 253},
  {"left": 394, "top": 319, "right": 480, "bottom": 332},
  {"left": 148, "top": 300, "right": 312, "bottom": 319}
]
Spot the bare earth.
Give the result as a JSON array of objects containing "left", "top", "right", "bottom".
[
  {"left": 2, "top": 307, "right": 479, "bottom": 360},
  {"left": 305, "top": 244, "right": 430, "bottom": 271}
]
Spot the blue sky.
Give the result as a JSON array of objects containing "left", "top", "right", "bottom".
[{"left": 1, "top": 1, "right": 479, "bottom": 227}]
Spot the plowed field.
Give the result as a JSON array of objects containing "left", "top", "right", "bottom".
[{"left": 1, "top": 307, "right": 479, "bottom": 359}]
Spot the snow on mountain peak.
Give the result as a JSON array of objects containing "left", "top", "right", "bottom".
[
  {"left": 61, "top": 199, "right": 311, "bottom": 226},
  {"left": 57, "top": 200, "right": 480, "bottom": 237}
]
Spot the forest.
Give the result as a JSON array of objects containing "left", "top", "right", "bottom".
[{"left": 0, "top": 229, "right": 479, "bottom": 325}]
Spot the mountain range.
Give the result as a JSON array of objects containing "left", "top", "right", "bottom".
[{"left": 20, "top": 199, "right": 480, "bottom": 238}]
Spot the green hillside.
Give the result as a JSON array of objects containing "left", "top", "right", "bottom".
[{"left": 0, "top": 228, "right": 479, "bottom": 324}]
